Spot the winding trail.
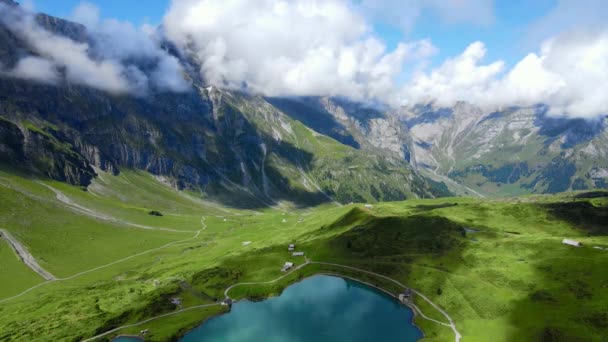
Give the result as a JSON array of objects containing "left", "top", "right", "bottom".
[
  {"left": 38, "top": 182, "right": 191, "bottom": 233},
  {"left": 80, "top": 303, "right": 221, "bottom": 342},
  {"left": 0, "top": 229, "right": 56, "bottom": 280},
  {"left": 83, "top": 258, "right": 462, "bottom": 342},
  {"left": 310, "top": 262, "right": 462, "bottom": 342},
  {"left": 0, "top": 179, "right": 459, "bottom": 341},
  {"left": 224, "top": 258, "right": 313, "bottom": 298},
  {"left": 0, "top": 228, "right": 205, "bottom": 304},
  {"left": 224, "top": 260, "right": 461, "bottom": 342}
]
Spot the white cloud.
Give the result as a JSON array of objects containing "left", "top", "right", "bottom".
[
  {"left": 0, "top": 3, "right": 131, "bottom": 93},
  {"left": 6, "top": 56, "right": 60, "bottom": 84},
  {"left": 70, "top": 2, "right": 190, "bottom": 93},
  {"left": 1, "top": 0, "right": 606, "bottom": 119},
  {"left": 402, "top": 42, "right": 504, "bottom": 106},
  {"left": 401, "top": 30, "right": 608, "bottom": 118},
  {"left": 163, "top": 0, "right": 434, "bottom": 102},
  {"left": 0, "top": 2, "right": 189, "bottom": 94}
]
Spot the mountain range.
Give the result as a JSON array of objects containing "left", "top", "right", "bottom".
[
  {"left": 403, "top": 102, "right": 608, "bottom": 197},
  {"left": 0, "top": 0, "right": 606, "bottom": 207}
]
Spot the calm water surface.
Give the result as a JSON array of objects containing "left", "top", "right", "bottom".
[{"left": 179, "top": 275, "right": 422, "bottom": 342}]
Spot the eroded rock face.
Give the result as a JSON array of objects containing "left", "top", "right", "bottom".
[
  {"left": 315, "top": 97, "right": 416, "bottom": 164},
  {"left": 405, "top": 101, "right": 608, "bottom": 194},
  {"left": 0, "top": 3, "right": 446, "bottom": 206},
  {"left": 0, "top": 118, "right": 96, "bottom": 186}
]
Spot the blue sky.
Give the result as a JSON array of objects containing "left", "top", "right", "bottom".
[
  {"left": 33, "top": 0, "right": 169, "bottom": 26},
  {"left": 374, "top": 0, "right": 559, "bottom": 68},
  {"left": 34, "top": 0, "right": 558, "bottom": 68}
]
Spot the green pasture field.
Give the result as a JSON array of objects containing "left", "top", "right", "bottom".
[{"left": 0, "top": 167, "right": 606, "bottom": 341}]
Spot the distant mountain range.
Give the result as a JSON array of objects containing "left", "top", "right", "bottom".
[
  {"left": 0, "top": 1, "right": 606, "bottom": 206},
  {"left": 402, "top": 102, "right": 608, "bottom": 196}
]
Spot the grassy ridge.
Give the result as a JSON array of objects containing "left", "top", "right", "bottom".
[{"left": 0, "top": 168, "right": 607, "bottom": 341}]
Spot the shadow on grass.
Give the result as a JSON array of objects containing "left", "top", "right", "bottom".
[
  {"left": 542, "top": 201, "right": 608, "bottom": 235},
  {"left": 504, "top": 245, "right": 608, "bottom": 341},
  {"left": 502, "top": 199, "right": 608, "bottom": 341}
]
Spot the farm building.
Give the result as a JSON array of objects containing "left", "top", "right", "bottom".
[
  {"left": 281, "top": 262, "right": 294, "bottom": 272},
  {"left": 562, "top": 239, "right": 582, "bottom": 247},
  {"left": 398, "top": 289, "right": 413, "bottom": 303},
  {"left": 288, "top": 244, "right": 295, "bottom": 251},
  {"left": 292, "top": 252, "right": 304, "bottom": 256},
  {"left": 364, "top": 204, "right": 373, "bottom": 208}
]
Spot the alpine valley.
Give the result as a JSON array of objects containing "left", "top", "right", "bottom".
[{"left": 0, "top": 1, "right": 607, "bottom": 342}]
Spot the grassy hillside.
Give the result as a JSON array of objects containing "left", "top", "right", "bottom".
[
  {"left": 0, "top": 238, "right": 44, "bottom": 298},
  {"left": 0, "top": 168, "right": 607, "bottom": 341}
]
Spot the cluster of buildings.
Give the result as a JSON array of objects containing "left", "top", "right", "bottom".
[
  {"left": 287, "top": 244, "right": 305, "bottom": 256},
  {"left": 281, "top": 243, "right": 305, "bottom": 271}
]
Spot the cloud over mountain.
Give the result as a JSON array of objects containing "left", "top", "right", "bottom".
[
  {"left": 163, "top": 0, "right": 435, "bottom": 102},
  {"left": 1, "top": 0, "right": 607, "bottom": 119},
  {"left": 162, "top": 0, "right": 608, "bottom": 118},
  {"left": 0, "top": 1, "right": 189, "bottom": 94},
  {"left": 401, "top": 30, "right": 608, "bottom": 119}
]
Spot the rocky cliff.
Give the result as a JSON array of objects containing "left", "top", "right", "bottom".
[
  {"left": 403, "top": 102, "right": 608, "bottom": 196},
  {"left": 0, "top": 4, "right": 446, "bottom": 207}
]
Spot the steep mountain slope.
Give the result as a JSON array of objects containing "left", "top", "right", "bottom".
[
  {"left": 267, "top": 96, "right": 416, "bottom": 164},
  {"left": 0, "top": 4, "right": 444, "bottom": 207},
  {"left": 403, "top": 103, "right": 608, "bottom": 196}
]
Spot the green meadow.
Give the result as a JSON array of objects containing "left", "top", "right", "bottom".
[
  {"left": 0, "top": 166, "right": 607, "bottom": 341},
  {"left": 0, "top": 238, "right": 44, "bottom": 298}
]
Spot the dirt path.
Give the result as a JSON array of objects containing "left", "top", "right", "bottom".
[
  {"left": 224, "top": 260, "right": 461, "bottom": 342},
  {"left": 224, "top": 258, "right": 312, "bottom": 298},
  {"left": 310, "top": 261, "right": 462, "bottom": 342},
  {"left": 38, "top": 183, "right": 191, "bottom": 233},
  {"left": 0, "top": 229, "right": 56, "bottom": 281},
  {"left": 80, "top": 303, "right": 221, "bottom": 342},
  {"left": 82, "top": 257, "right": 462, "bottom": 342},
  {"left": 0, "top": 228, "right": 205, "bottom": 304}
]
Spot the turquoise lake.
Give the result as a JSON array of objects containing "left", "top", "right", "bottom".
[{"left": 179, "top": 275, "right": 422, "bottom": 342}]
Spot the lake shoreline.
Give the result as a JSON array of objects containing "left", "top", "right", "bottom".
[
  {"left": 177, "top": 272, "right": 424, "bottom": 341},
  {"left": 111, "top": 334, "right": 144, "bottom": 341}
]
